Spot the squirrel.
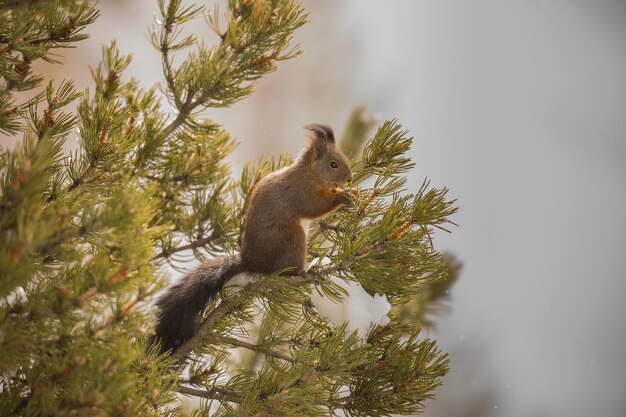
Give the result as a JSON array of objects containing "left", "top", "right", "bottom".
[{"left": 151, "top": 123, "right": 354, "bottom": 354}]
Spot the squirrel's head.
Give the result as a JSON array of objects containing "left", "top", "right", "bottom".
[{"left": 303, "top": 123, "right": 353, "bottom": 189}]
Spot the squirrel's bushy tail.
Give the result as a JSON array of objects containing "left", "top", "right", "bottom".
[{"left": 151, "top": 255, "right": 242, "bottom": 354}]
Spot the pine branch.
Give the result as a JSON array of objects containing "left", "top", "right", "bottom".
[
  {"left": 355, "top": 220, "right": 414, "bottom": 258},
  {"left": 178, "top": 368, "right": 351, "bottom": 412},
  {"left": 339, "top": 106, "right": 376, "bottom": 160},
  {"left": 151, "top": 0, "right": 307, "bottom": 146},
  {"left": 172, "top": 270, "right": 324, "bottom": 361},
  {"left": 178, "top": 385, "right": 242, "bottom": 403},
  {"left": 67, "top": 161, "right": 95, "bottom": 191},
  {"left": 0, "top": 1, "right": 459, "bottom": 415},
  {"left": 210, "top": 334, "right": 295, "bottom": 364},
  {"left": 155, "top": 93, "right": 194, "bottom": 143},
  {"left": 0, "top": 0, "right": 47, "bottom": 10},
  {"left": 171, "top": 182, "right": 455, "bottom": 361},
  {"left": 309, "top": 221, "right": 342, "bottom": 241},
  {"left": 144, "top": 173, "right": 191, "bottom": 184},
  {"left": 178, "top": 376, "right": 348, "bottom": 414},
  {"left": 151, "top": 232, "right": 218, "bottom": 261}
]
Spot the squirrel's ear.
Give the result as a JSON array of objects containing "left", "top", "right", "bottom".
[
  {"left": 304, "top": 123, "right": 335, "bottom": 159},
  {"left": 304, "top": 123, "right": 335, "bottom": 144}
]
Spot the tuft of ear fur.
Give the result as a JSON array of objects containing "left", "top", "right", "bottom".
[
  {"left": 304, "top": 123, "right": 335, "bottom": 144},
  {"left": 304, "top": 123, "right": 335, "bottom": 159}
]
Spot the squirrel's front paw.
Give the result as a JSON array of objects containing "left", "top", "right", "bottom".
[{"left": 337, "top": 187, "right": 358, "bottom": 206}]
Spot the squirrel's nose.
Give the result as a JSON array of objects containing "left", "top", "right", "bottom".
[{"left": 347, "top": 175, "right": 353, "bottom": 183}]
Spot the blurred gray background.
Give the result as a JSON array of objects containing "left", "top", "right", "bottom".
[{"left": 2, "top": 1, "right": 625, "bottom": 416}]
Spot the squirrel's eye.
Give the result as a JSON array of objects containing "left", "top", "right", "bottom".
[{"left": 330, "top": 161, "right": 339, "bottom": 169}]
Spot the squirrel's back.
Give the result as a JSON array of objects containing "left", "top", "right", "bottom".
[{"left": 241, "top": 165, "right": 312, "bottom": 273}]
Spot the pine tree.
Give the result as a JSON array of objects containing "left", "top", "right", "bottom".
[{"left": 0, "top": 1, "right": 459, "bottom": 416}]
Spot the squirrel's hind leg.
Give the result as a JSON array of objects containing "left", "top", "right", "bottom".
[{"left": 271, "top": 224, "right": 307, "bottom": 274}]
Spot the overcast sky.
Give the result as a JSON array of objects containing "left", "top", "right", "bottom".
[{"left": 337, "top": 2, "right": 626, "bottom": 416}]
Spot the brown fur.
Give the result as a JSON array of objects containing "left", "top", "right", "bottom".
[
  {"left": 241, "top": 123, "right": 353, "bottom": 274},
  {"left": 151, "top": 124, "right": 352, "bottom": 354}
]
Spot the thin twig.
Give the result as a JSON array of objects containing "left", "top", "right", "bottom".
[
  {"left": 67, "top": 163, "right": 95, "bottom": 191},
  {"left": 178, "top": 385, "right": 242, "bottom": 403},
  {"left": 309, "top": 221, "right": 340, "bottom": 241},
  {"left": 144, "top": 174, "right": 189, "bottom": 184},
  {"left": 158, "top": 106, "right": 190, "bottom": 143},
  {"left": 356, "top": 221, "right": 415, "bottom": 258},
  {"left": 151, "top": 233, "right": 218, "bottom": 261},
  {"left": 210, "top": 334, "right": 295, "bottom": 363}
]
